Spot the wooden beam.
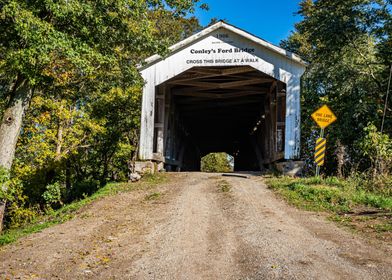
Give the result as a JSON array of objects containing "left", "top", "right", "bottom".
[
  {"left": 179, "top": 99, "right": 263, "bottom": 111},
  {"left": 220, "top": 66, "right": 254, "bottom": 75},
  {"left": 176, "top": 96, "right": 263, "bottom": 105},
  {"left": 171, "top": 85, "right": 268, "bottom": 95},
  {"left": 188, "top": 68, "right": 223, "bottom": 75},
  {"left": 168, "top": 80, "right": 222, "bottom": 88},
  {"left": 168, "top": 78, "right": 272, "bottom": 88},
  {"left": 219, "top": 78, "right": 272, "bottom": 89},
  {"left": 168, "top": 68, "right": 257, "bottom": 84},
  {"left": 173, "top": 90, "right": 267, "bottom": 99},
  {"left": 225, "top": 85, "right": 270, "bottom": 91}
]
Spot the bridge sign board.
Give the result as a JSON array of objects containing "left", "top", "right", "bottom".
[{"left": 311, "top": 105, "right": 337, "bottom": 129}]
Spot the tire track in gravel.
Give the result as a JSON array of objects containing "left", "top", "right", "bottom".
[
  {"left": 221, "top": 175, "right": 392, "bottom": 280},
  {"left": 1, "top": 172, "right": 391, "bottom": 280},
  {"left": 129, "top": 174, "right": 240, "bottom": 279}
]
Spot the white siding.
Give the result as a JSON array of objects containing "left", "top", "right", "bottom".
[{"left": 139, "top": 25, "right": 306, "bottom": 161}]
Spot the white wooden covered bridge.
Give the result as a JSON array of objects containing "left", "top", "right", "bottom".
[{"left": 138, "top": 21, "right": 307, "bottom": 171}]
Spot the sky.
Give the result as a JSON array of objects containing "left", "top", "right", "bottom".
[{"left": 194, "top": 0, "right": 302, "bottom": 45}]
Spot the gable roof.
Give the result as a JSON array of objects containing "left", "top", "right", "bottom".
[{"left": 140, "top": 21, "right": 308, "bottom": 71}]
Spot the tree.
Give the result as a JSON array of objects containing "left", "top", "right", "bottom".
[
  {"left": 148, "top": 10, "right": 203, "bottom": 45},
  {"left": 281, "top": 0, "right": 391, "bottom": 176},
  {"left": 0, "top": 0, "right": 203, "bottom": 231}
]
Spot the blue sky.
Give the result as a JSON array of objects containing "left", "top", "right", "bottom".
[{"left": 194, "top": 0, "right": 302, "bottom": 45}]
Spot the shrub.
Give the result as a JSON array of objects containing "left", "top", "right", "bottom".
[
  {"left": 201, "top": 153, "right": 233, "bottom": 173},
  {"left": 5, "top": 179, "right": 39, "bottom": 229},
  {"left": 67, "top": 179, "right": 100, "bottom": 201},
  {"left": 359, "top": 124, "right": 392, "bottom": 177},
  {"left": 42, "top": 182, "right": 63, "bottom": 209}
]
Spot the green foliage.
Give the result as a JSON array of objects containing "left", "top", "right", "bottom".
[
  {"left": 42, "top": 182, "right": 63, "bottom": 209},
  {"left": 358, "top": 124, "right": 392, "bottom": 176},
  {"left": 149, "top": 10, "right": 202, "bottom": 45},
  {"left": 267, "top": 176, "right": 392, "bottom": 212},
  {"left": 268, "top": 175, "right": 392, "bottom": 239},
  {"left": 201, "top": 153, "right": 233, "bottom": 173},
  {"left": 0, "top": 167, "right": 10, "bottom": 200},
  {"left": 281, "top": 0, "right": 392, "bottom": 176},
  {"left": 67, "top": 180, "right": 100, "bottom": 202},
  {"left": 5, "top": 179, "right": 39, "bottom": 229}
]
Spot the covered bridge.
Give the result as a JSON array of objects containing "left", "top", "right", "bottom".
[{"left": 138, "top": 21, "right": 307, "bottom": 171}]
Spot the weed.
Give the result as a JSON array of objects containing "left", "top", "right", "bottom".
[
  {"left": 374, "top": 223, "right": 392, "bottom": 233},
  {"left": 218, "top": 180, "right": 231, "bottom": 193},
  {"left": 145, "top": 192, "right": 161, "bottom": 200},
  {"left": 267, "top": 176, "right": 392, "bottom": 212}
]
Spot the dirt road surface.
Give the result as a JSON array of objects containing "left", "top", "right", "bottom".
[{"left": 1, "top": 173, "right": 391, "bottom": 279}]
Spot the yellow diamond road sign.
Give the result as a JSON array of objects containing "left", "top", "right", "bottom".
[{"left": 311, "top": 105, "right": 337, "bottom": 129}]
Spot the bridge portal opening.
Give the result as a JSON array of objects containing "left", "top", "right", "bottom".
[{"left": 152, "top": 66, "right": 287, "bottom": 172}]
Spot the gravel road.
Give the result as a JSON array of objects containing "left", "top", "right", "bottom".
[{"left": 1, "top": 173, "right": 391, "bottom": 279}]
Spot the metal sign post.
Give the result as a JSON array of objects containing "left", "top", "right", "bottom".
[{"left": 311, "top": 105, "right": 337, "bottom": 177}]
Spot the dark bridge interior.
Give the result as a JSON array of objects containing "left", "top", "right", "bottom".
[{"left": 153, "top": 66, "right": 287, "bottom": 171}]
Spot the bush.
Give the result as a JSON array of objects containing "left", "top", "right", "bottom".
[
  {"left": 359, "top": 124, "right": 392, "bottom": 177},
  {"left": 201, "top": 153, "right": 233, "bottom": 173},
  {"left": 67, "top": 179, "right": 100, "bottom": 201},
  {"left": 5, "top": 179, "right": 39, "bottom": 229},
  {"left": 42, "top": 182, "right": 63, "bottom": 209}
]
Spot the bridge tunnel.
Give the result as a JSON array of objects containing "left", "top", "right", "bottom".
[{"left": 152, "top": 66, "right": 287, "bottom": 171}]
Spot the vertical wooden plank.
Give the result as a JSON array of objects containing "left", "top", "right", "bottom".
[
  {"left": 269, "top": 82, "right": 278, "bottom": 159},
  {"left": 163, "top": 85, "right": 171, "bottom": 156},
  {"left": 156, "top": 86, "right": 165, "bottom": 156},
  {"left": 285, "top": 75, "right": 301, "bottom": 159},
  {"left": 139, "top": 74, "right": 155, "bottom": 160},
  {"left": 263, "top": 96, "right": 272, "bottom": 162}
]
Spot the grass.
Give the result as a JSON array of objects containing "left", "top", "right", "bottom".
[
  {"left": 217, "top": 180, "right": 231, "bottom": 193},
  {"left": 374, "top": 222, "right": 392, "bottom": 233},
  {"left": 0, "top": 174, "right": 167, "bottom": 246},
  {"left": 266, "top": 176, "right": 392, "bottom": 213},
  {"left": 145, "top": 192, "right": 162, "bottom": 200},
  {"left": 266, "top": 176, "right": 392, "bottom": 240}
]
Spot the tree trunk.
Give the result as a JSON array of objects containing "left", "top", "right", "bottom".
[
  {"left": 0, "top": 78, "right": 32, "bottom": 232},
  {"left": 55, "top": 121, "right": 63, "bottom": 161},
  {"left": 335, "top": 140, "right": 345, "bottom": 178}
]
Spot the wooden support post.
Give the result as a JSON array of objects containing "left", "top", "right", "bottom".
[
  {"left": 164, "top": 86, "right": 171, "bottom": 154},
  {"left": 263, "top": 96, "right": 272, "bottom": 162},
  {"left": 155, "top": 86, "right": 165, "bottom": 156}
]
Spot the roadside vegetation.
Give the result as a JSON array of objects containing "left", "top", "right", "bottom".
[
  {"left": 0, "top": 174, "right": 166, "bottom": 246},
  {"left": 201, "top": 153, "right": 234, "bottom": 173},
  {"left": 274, "top": 0, "right": 392, "bottom": 241},
  {"left": 266, "top": 175, "right": 392, "bottom": 241},
  {"left": 217, "top": 179, "right": 232, "bottom": 193}
]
